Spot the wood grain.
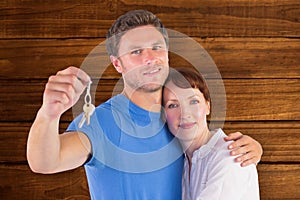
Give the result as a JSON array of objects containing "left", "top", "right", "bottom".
[
  {"left": 0, "top": 38, "right": 299, "bottom": 79},
  {"left": 1, "top": 0, "right": 299, "bottom": 38},
  {"left": 0, "top": 163, "right": 299, "bottom": 199},
  {"left": 0, "top": 164, "right": 89, "bottom": 200},
  {"left": 223, "top": 122, "right": 300, "bottom": 163},
  {"left": 258, "top": 164, "right": 300, "bottom": 200},
  {"left": 1, "top": 0, "right": 299, "bottom": 199},
  {"left": 1, "top": 121, "right": 299, "bottom": 163},
  {"left": 0, "top": 79, "right": 299, "bottom": 122}
]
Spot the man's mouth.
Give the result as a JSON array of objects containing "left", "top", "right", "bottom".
[{"left": 143, "top": 68, "right": 161, "bottom": 76}]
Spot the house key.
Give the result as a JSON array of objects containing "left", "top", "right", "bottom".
[{"left": 78, "top": 81, "right": 95, "bottom": 128}]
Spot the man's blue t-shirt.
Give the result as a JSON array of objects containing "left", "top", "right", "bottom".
[{"left": 68, "top": 94, "right": 184, "bottom": 199}]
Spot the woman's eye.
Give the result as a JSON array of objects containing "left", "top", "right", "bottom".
[
  {"left": 190, "top": 99, "right": 200, "bottom": 105},
  {"left": 168, "top": 104, "right": 178, "bottom": 109}
]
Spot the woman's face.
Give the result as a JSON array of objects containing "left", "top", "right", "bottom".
[{"left": 163, "top": 81, "right": 210, "bottom": 142}]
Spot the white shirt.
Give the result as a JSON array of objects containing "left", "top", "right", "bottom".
[{"left": 182, "top": 129, "right": 260, "bottom": 200}]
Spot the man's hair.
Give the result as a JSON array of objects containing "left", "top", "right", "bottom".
[{"left": 106, "top": 10, "right": 168, "bottom": 56}]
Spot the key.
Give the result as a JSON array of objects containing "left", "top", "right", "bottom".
[
  {"left": 78, "top": 81, "right": 95, "bottom": 128},
  {"left": 83, "top": 103, "right": 95, "bottom": 125},
  {"left": 78, "top": 113, "right": 86, "bottom": 128},
  {"left": 78, "top": 103, "right": 95, "bottom": 128}
]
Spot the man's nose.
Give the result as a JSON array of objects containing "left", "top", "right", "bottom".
[{"left": 143, "top": 49, "right": 157, "bottom": 65}]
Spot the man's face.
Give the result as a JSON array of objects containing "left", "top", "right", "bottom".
[{"left": 112, "top": 25, "right": 169, "bottom": 93}]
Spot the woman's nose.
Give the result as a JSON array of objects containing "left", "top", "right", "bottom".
[{"left": 180, "top": 106, "right": 192, "bottom": 119}]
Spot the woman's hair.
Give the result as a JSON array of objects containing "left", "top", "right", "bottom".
[
  {"left": 106, "top": 10, "right": 168, "bottom": 56},
  {"left": 165, "top": 67, "right": 211, "bottom": 104}
]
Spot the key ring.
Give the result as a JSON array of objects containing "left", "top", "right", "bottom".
[{"left": 84, "top": 81, "right": 92, "bottom": 104}]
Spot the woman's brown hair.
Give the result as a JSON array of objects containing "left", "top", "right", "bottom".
[{"left": 165, "top": 67, "right": 211, "bottom": 104}]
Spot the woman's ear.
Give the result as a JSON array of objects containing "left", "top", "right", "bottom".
[
  {"left": 110, "top": 55, "right": 122, "bottom": 73},
  {"left": 206, "top": 101, "right": 211, "bottom": 115}
]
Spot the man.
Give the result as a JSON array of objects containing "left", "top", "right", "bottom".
[{"left": 27, "top": 10, "right": 262, "bottom": 199}]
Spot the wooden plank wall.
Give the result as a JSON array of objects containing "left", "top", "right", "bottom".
[{"left": 0, "top": 0, "right": 299, "bottom": 199}]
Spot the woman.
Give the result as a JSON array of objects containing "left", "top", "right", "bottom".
[{"left": 163, "top": 67, "right": 260, "bottom": 200}]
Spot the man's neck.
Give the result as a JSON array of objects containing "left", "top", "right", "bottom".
[{"left": 122, "top": 87, "right": 163, "bottom": 112}]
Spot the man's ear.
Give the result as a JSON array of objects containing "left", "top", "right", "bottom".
[{"left": 110, "top": 55, "right": 122, "bottom": 73}]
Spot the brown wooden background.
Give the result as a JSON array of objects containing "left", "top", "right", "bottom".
[{"left": 1, "top": 0, "right": 300, "bottom": 199}]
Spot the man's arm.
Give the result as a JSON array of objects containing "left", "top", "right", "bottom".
[
  {"left": 27, "top": 66, "right": 91, "bottom": 174},
  {"left": 224, "top": 132, "right": 263, "bottom": 167}
]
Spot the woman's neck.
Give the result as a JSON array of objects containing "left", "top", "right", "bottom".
[
  {"left": 182, "top": 127, "right": 212, "bottom": 181},
  {"left": 184, "top": 128, "right": 212, "bottom": 162}
]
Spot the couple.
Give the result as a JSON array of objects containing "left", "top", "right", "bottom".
[{"left": 27, "top": 10, "right": 261, "bottom": 199}]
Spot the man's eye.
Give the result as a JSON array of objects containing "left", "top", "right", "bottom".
[
  {"left": 153, "top": 46, "right": 160, "bottom": 50},
  {"left": 153, "top": 45, "right": 162, "bottom": 50},
  {"left": 131, "top": 49, "right": 142, "bottom": 54}
]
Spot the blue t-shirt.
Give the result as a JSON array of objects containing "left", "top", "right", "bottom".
[{"left": 68, "top": 94, "right": 184, "bottom": 200}]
